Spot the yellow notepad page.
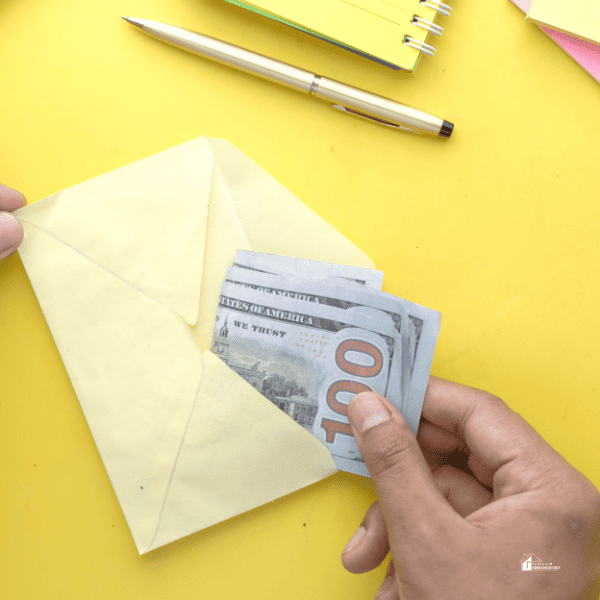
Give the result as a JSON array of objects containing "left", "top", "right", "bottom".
[
  {"left": 245, "top": 0, "right": 440, "bottom": 70},
  {"left": 527, "top": 0, "right": 600, "bottom": 46}
]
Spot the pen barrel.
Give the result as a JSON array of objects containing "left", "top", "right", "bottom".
[
  {"left": 146, "top": 22, "right": 316, "bottom": 92},
  {"left": 132, "top": 19, "right": 452, "bottom": 137},
  {"left": 314, "top": 78, "right": 444, "bottom": 134}
]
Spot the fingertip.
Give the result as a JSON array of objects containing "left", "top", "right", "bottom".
[
  {"left": 341, "top": 525, "right": 367, "bottom": 572},
  {"left": 14, "top": 191, "right": 27, "bottom": 210},
  {"left": 341, "top": 532, "right": 389, "bottom": 574},
  {"left": 341, "top": 502, "right": 390, "bottom": 574},
  {"left": 0, "top": 184, "right": 27, "bottom": 211},
  {"left": 342, "top": 525, "right": 366, "bottom": 554},
  {"left": 0, "top": 211, "right": 24, "bottom": 259},
  {"left": 348, "top": 392, "right": 392, "bottom": 434}
]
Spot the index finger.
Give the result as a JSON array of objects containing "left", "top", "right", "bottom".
[
  {"left": 0, "top": 183, "right": 27, "bottom": 211},
  {"left": 421, "top": 376, "right": 561, "bottom": 489}
]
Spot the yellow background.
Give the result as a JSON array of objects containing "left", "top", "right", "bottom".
[{"left": 1, "top": 0, "right": 599, "bottom": 598}]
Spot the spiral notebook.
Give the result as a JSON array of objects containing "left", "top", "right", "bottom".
[{"left": 223, "top": 0, "right": 453, "bottom": 71}]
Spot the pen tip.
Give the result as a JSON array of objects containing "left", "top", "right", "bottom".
[{"left": 121, "top": 16, "right": 145, "bottom": 30}]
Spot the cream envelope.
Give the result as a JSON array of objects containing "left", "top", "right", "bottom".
[{"left": 15, "top": 137, "right": 375, "bottom": 554}]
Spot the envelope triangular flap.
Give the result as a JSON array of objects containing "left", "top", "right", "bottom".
[
  {"left": 17, "top": 219, "right": 207, "bottom": 553},
  {"left": 206, "top": 138, "right": 375, "bottom": 266},
  {"left": 192, "top": 157, "right": 253, "bottom": 350},
  {"left": 192, "top": 138, "right": 377, "bottom": 350},
  {"left": 146, "top": 351, "right": 337, "bottom": 552},
  {"left": 17, "top": 137, "right": 213, "bottom": 325}
]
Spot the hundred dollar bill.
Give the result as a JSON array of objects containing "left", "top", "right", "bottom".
[
  {"left": 234, "top": 250, "right": 384, "bottom": 290},
  {"left": 225, "top": 265, "right": 413, "bottom": 406},
  {"left": 223, "top": 278, "right": 406, "bottom": 414},
  {"left": 219, "top": 280, "right": 405, "bottom": 411},
  {"left": 212, "top": 282, "right": 403, "bottom": 476},
  {"left": 399, "top": 300, "right": 441, "bottom": 434},
  {"left": 225, "top": 265, "right": 441, "bottom": 434}
]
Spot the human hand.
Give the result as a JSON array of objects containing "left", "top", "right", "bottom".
[
  {"left": 0, "top": 183, "right": 26, "bottom": 260},
  {"left": 341, "top": 379, "right": 600, "bottom": 599}
]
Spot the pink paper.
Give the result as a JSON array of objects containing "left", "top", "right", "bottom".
[{"left": 510, "top": 0, "right": 600, "bottom": 82}]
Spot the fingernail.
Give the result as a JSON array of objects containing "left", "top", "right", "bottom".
[
  {"left": 349, "top": 392, "right": 391, "bottom": 433},
  {"left": 0, "top": 211, "right": 24, "bottom": 252},
  {"left": 342, "top": 526, "right": 366, "bottom": 554}
]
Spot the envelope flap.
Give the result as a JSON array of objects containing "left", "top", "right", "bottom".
[
  {"left": 146, "top": 350, "right": 337, "bottom": 553},
  {"left": 15, "top": 137, "right": 214, "bottom": 325},
  {"left": 192, "top": 138, "right": 377, "bottom": 350},
  {"left": 17, "top": 219, "right": 206, "bottom": 553},
  {"left": 206, "top": 138, "right": 375, "bottom": 266}
]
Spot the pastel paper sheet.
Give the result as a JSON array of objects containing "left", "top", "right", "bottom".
[
  {"left": 15, "top": 137, "right": 375, "bottom": 553},
  {"left": 510, "top": 0, "right": 600, "bottom": 83}
]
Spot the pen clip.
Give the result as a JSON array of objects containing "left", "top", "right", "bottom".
[{"left": 331, "top": 104, "right": 420, "bottom": 133}]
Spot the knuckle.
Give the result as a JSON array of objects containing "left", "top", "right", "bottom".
[
  {"left": 544, "top": 469, "right": 600, "bottom": 537},
  {"left": 481, "top": 390, "right": 506, "bottom": 407},
  {"left": 431, "top": 465, "right": 463, "bottom": 498},
  {"left": 432, "top": 463, "right": 458, "bottom": 481},
  {"left": 573, "top": 476, "right": 600, "bottom": 521},
  {"left": 365, "top": 425, "right": 420, "bottom": 479},
  {"left": 455, "top": 391, "right": 506, "bottom": 437}
]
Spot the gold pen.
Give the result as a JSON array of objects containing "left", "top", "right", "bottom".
[{"left": 122, "top": 17, "right": 454, "bottom": 137}]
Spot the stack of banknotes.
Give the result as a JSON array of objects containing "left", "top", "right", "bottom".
[{"left": 211, "top": 250, "right": 441, "bottom": 477}]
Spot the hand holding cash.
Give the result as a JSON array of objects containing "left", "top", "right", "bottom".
[{"left": 211, "top": 251, "right": 441, "bottom": 477}]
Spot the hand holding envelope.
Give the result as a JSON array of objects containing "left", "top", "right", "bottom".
[
  {"left": 0, "top": 184, "right": 26, "bottom": 260},
  {"left": 14, "top": 137, "right": 376, "bottom": 554}
]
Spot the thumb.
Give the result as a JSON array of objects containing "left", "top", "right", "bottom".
[{"left": 347, "top": 392, "right": 460, "bottom": 549}]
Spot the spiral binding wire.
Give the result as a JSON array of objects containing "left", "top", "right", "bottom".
[
  {"left": 419, "top": 0, "right": 452, "bottom": 17},
  {"left": 403, "top": 0, "right": 452, "bottom": 56},
  {"left": 403, "top": 36, "right": 436, "bottom": 56},
  {"left": 411, "top": 16, "right": 444, "bottom": 35}
]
